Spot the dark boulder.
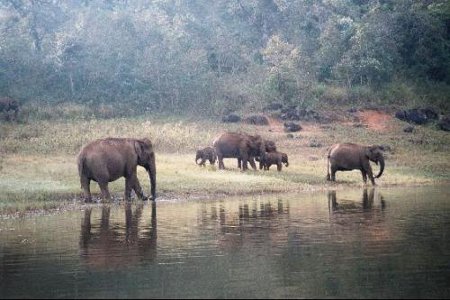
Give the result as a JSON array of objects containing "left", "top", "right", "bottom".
[
  {"left": 403, "top": 126, "right": 415, "bottom": 133},
  {"left": 0, "top": 97, "right": 19, "bottom": 121},
  {"left": 284, "top": 122, "right": 302, "bottom": 132},
  {"left": 243, "top": 115, "right": 270, "bottom": 126},
  {"left": 280, "top": 106, "right": 301, "bottom": 121},
  {"left": 395, "top": 107, "right": 439, "bottom": 125},
  {"left": 437, "top": 115, "right": 450, "bottom": 131},
  {"left": 222, "top": 114, "right": 241, "bottom": 123},
  {"left": 298, "top": 109, "right": 322, "bottom": 121},
  {"left": 263, "top": 103, "right": 283, "bottom": 111}
]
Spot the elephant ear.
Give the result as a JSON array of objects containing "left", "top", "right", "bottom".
[
  {"left": 365, "top": 145, "right": 383, "bottom": 162},
  {"left": 365, "top": 146, "right": 375, "bottom": 159},
  {"left": 134, "top": 139, "right": 153, "bottom": 161}
]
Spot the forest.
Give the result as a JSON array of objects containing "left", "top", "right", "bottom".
[{"left": 1, "top": 0, "right": 449, "bottom": 117}]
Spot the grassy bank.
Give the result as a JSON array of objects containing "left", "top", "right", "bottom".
[{"left": 0, "top": 110, "right": 449, "bottom": 214}]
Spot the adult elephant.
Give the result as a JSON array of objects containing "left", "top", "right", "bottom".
[
  {"left": 77, "top": 138, "right": 156, "bottom": 202},
  {"left": 213, "top": 132, "right": 267, "bottom": 171},
  {"left": 237, "top": 139, "right": 277, "bottom": 169},
  {"left": 326, "top": 143, "right": 385, "bottom": 185}
]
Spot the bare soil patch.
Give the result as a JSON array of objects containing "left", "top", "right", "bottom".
[{"left": 357, "top": 110, "right": 394, "bottom": 132}]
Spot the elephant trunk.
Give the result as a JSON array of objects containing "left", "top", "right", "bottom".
[
  {"left": 259, "top": 141, "right": 267, "bottom": 163},
  {"left": 375, "top": 155, "right": 385, "bottom": 178},
  {"left": 285, "top": 161, "right": 289, "bottom": 167},
  {"left": 148, "top": 155, "right": 157, "bottom": 200}
]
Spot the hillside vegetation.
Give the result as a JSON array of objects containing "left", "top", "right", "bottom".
[{"left": 1, "top": 0, "right": 449, "bottom": 114}]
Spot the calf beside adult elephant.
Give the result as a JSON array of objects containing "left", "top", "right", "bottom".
[
  {"left": 237, "top": 139, "right": 277, "bottom": 169},
  {"left": 213, "top": 132, "right": 268, "bottom": 171},
  {"left": 77, "top": 138, "right": 156, "bottom": 202},
  {"left": 327, "top": 143, "right": 385, "bottom": 185},
  {"left": 257, "top": 151, "right": 289, "bottom": 171},
  {"left": 195, "top": 146, "right": 217, "bottom": 166}
]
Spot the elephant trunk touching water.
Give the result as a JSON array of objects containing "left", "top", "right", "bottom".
[
  {"left": 327, "top": 143, "right": 385, "bottom": 185},
  {"left": 77, "top": 138, "right": 156, "bottom": 202}
]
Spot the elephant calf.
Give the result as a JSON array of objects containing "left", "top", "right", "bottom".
[
  {"left": 257, "top": 151, "right": 289, "bottom": 171},
  {"left": 77, "top": 138, "right": 156, "bottom": 202},
  {"left": 327, "top": 143, "right": 385, "bottom": 185},
  {"left": 195, "top": 147, "right": 217, "bottom": 166}
]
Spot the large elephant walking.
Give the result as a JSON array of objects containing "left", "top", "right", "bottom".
[
  {"left": 77, "top": 138, "right": 156, "bottom": 202},
  {"left": 326, "top": 143, "right": 385, "bottom": 185},
  {"left": 213, "top": 132, "right": 267, "bottom": 170}
]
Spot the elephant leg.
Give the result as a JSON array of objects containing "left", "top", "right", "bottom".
[
  {"left": 98, "top": 181, "right": 111, "bottom": 202},
  {"left": 216, "top": 151, "right": 225, "bottom": 169},
  {"left": 200, "top": 158, "right": 206, "bottom": 166},
  {"left": 277, "top": 162, "right": 282, "bottom": 172},
  {"left": 80, "top": 176, "right": 92, "bottom": 203},
  {"left": 127, "top": 174, "right": 146, "bottom": 201},
  {"left": 242, "top": 159, "right": 248, "bottom": 171},
  {"left": 248, "top": 157, "right": 257, "bottom": 170},
  {"left": 330, "top": 166, "right": 337, "bottom": 181},
  {"left": 133, "top": 178, "right": 146, "bottom": 200},
  {"left": 240, "top": 153, "right": 251, "bottom": 171},
  {"left": 237, "top": 158, "right": 242, "bottom": 169},
  {"left": 366, "top": 166, "right": 376, "bottom": 186},
  {"left": 361, "top": 170, "right": 368, "bottom": 184}
]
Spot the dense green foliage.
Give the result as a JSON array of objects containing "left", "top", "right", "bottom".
[{"left": 1, "top": 0, "right": 449, "bottom": 114}]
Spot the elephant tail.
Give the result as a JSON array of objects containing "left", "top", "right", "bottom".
[{"left": 77, "top": 154, "right": 87, "bottom": 185}]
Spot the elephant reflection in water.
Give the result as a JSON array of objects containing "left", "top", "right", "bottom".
[
  {"left": 327, "top": 189, "right": 391, "bottom": 243},
  {"left": 327, "top": 188, "right": 386, "bottom": 212},
  {"left": 79, "top": 202, "right": 157, "bottom": 269},
  {"left": 203, "top": 199, "right": 290, "bottom": 251}
]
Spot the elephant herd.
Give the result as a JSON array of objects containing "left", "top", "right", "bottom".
[
  {"left": 196, "top": 132, "right": 287, "bottom": 172},
  {"left": 77, "top": 132, "right": 386, "bottom": 203}
]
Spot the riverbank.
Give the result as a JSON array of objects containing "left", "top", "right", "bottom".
[{"left": 1, "top": 109, "right": 449, "bottom": 215}]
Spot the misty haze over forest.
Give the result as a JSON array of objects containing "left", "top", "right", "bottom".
[{"left": 1, "top": 0, "right": 449, "bottom": 115}]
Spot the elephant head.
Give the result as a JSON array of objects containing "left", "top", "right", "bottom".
[
  {"left": 365, "top": 145, "right": 385, "bottom": 178},
  {"left": 282, "top": 153, "right": 289, "bottom": 167},
  {"left": 134, "top": 139, "right": 156, "bottom": 199},
  {"left": 265, "top": 140, "right": 277, "bottom": 153},
  {"left": 195, "top": 150, "right": 203, "bottom": 165},
  {"left": 247, "top": 134, "right": 267, "bottom": 161}
]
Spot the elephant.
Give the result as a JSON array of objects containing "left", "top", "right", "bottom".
[
  {"left": 237, "top": 139, "right": 277, "bottom": 169},
  {"left": 77, "top": 137, "right": 156, "bottom": 202},
  {"left": 195, "top": 146, "right": 217, "bottom": 166},
  {"left": 0, "top": 97, "right": 19, "bottom": 121},
  {"left": 326, "top": 143, "right": 385, "bottom": 185},
  {"left": 257, "top": 151, "right": 289, "bottom": 171},
  {"left": 213, "top": 132, "right": 267, "bottom": 171}
]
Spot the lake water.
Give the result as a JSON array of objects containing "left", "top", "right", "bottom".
[{"left": 1, "top": 186, "right": 449, "bottom": 298}]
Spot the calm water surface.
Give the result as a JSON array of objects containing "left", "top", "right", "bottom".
[{"left": 1, "top": 186, "right": 449, "bottom": 298}]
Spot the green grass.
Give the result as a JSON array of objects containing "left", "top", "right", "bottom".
[{"left": 0, "top": 108, "right": 449, "bottom": 215}]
